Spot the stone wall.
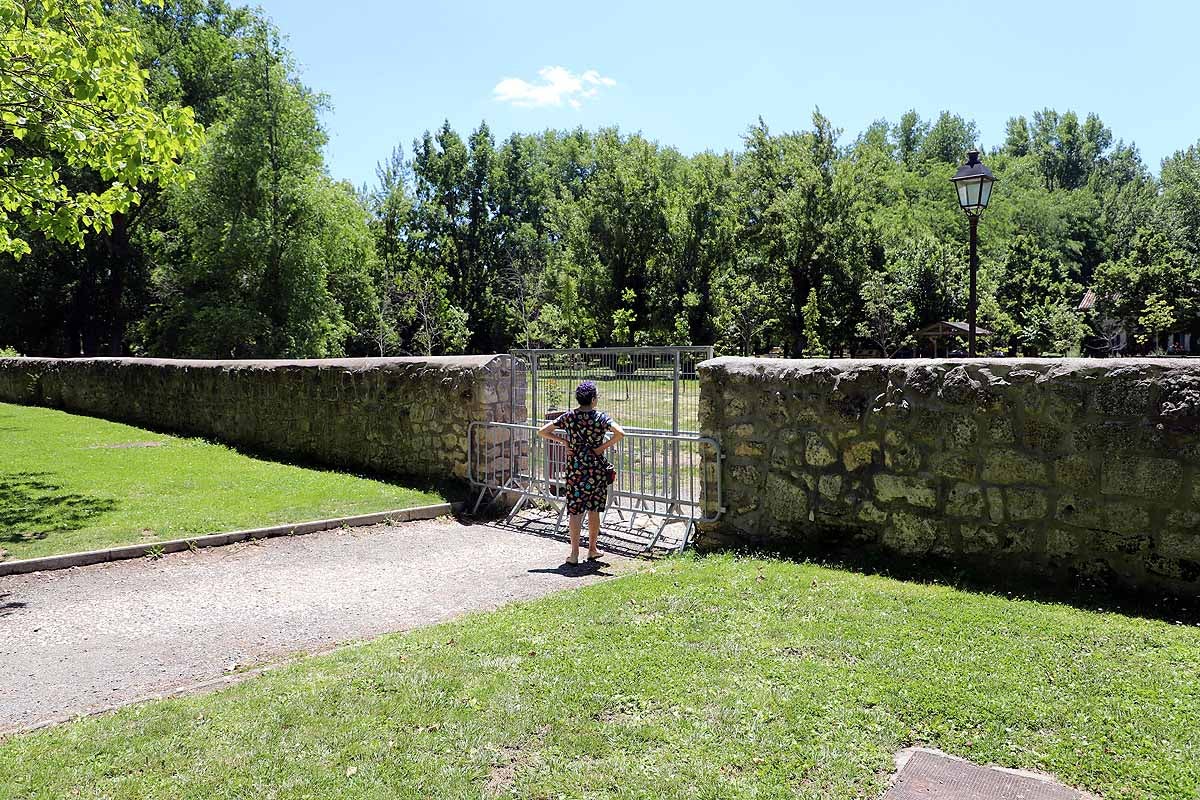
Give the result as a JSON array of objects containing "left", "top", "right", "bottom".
[
  {"left": 0, "top": 356, "right": 522, "bottom": 484},
  {"left": 699, "top": 357, "right": 1200, "bottom": 596}
]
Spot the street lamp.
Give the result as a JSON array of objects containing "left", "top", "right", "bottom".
[{"left": 950, "top": 149, "right": 996, "bottom": 356}]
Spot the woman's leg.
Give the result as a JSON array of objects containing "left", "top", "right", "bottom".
[
  {"left": 567, "top": 513, "right": 582, "bottom": 562},
  {"left": 587, "top": 511, "right": 601, "bottom": 558}
]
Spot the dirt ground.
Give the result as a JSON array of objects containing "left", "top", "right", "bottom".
[{"left": 0, "top": 516, "right": 635, "bottom": 733}]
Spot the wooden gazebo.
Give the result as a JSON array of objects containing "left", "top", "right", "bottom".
[{"left": 916, "top": 321, "right": 994, "bottom": 357}]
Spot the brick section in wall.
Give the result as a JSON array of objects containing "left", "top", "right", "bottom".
[
  {"left": 697, "top": 357, "right": 1200, "bottom": 596},
  {"left": 0, "top": 355, "right": 520, "bottom": 485}
]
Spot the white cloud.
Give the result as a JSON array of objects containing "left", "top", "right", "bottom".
[
  {"left": 580, "top": 70, "right": 616, "bottom": 88},
  {"left": 493, "top": 66, "right": 616, "bottom": 109}
]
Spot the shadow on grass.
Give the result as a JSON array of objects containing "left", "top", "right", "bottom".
[
  {"left": 715, "top": 539, "right": 1200, "bottom": 627},
  {"left": 0, "top": 472, "right": 117, "bottom": 546},
  {"left": 3, "top": 405, "right": 468, "bottom": 507},
  {"left": 103, "top": 418, "right": 464, "bottom": 504},
  {"left": 208, "top": 444, "right": 467, "bottom": 505}
]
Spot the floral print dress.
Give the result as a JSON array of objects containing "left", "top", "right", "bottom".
[{"left": 554, "top": 408, "right": 614, "bottom": 514}]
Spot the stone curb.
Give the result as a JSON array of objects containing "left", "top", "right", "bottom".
[{"left": 0, "top": 502, "right": 463, "bottom": 577}]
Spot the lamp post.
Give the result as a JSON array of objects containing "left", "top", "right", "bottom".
[{"left": 950, "top": 149, "right": 996, "bottom": 356}]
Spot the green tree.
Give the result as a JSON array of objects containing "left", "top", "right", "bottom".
[
  {"left": 856, "top": 269, "right": 915, "bottom": 356},
  {"left": 128, "top": 0, "right": 252, "bottom": 127},
  {"left": 527, "top": 302, "right": 574, "bottom": 349},
  {"left": 1004, "top": 117, "right": 1031, "bottom": 156},
  {"left": 920, "top": 111, "right": 977, "bottom": 164},
  {"left": 365, "top": 145, "right": 412, "bottom": 354},
  {"left": 611, "top": 287, "right": 637, "bottom": 346},
  {"left": 317, "top": 178, "right": 383, "bottom": 356},
  {"left": 1161, "top": 141, "right": 1200, "bottom": 256},
  {"left": 408, "top": 121, "right": 506, "bottom": 350},
  {"left": 890, "top": 236, "right": 965, "bottom": 329},
  {"left": 711, "top": 262, "right": 782, "bottom": 356},
  {"left": 0, "top": 0, "right": 203, "bottom": 256},
  {"left": 1137, "top": 293, "right": 1176, "bottom": 349},
  {"left": 993, "top": 233, "right": 1083, "bottom": 352},
  {"left": 1094, "top": 228, "right": 1199, "bottom": 349},
  {"left": 1017, "top": 300, "right": 1087, "bottom": 356},
  {"left": 669, "top": 291, "right": 700, "bottom": 346},
  {"left": 1090, "top": 141, "right": 1157, "bottom": 262},
  {"left": 140, "top": 23, "right": 374, "bottom": 357},
  {"left": 1030, "top": 108, "right": 1062, "bottom": 191},
  {"left": 735, "top": 113, "right": 845, "bottom": 355},
  {"left": 800, "top": 288, "right": 827, "bottom": 357},
  {"left": 894, "top": 110, "right": 926, "bottom": 167},
  {"left": 659, "top": 150, "right": 736, "bottom": 346},
  {"left": 396, "top": 265, "right": 469, "bottom": 356},
  {"left": 583, "top": 130, "right": 670, "bottom": 342},
  {"left": 0, "top": 0, "right": 257, "bottom": 356},
  {"left": 1027, "top": 108, "right": 1111, "bottom": 191}
]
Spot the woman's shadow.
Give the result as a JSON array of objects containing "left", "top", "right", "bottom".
[{"left": 527, "top": 559, "right": 616, "bottom": 578}]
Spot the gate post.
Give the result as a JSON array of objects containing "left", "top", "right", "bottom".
[
  {"left": 671, "top": 350, "right": 681, "bottom": 509},
  {"left": 529, "top": 354, "right": 539, "bottom": 423},
  {"left": 672, "top": 350, "right": 681, "bottom": 435},
  {"left": 508, "top": 356, "right": 515, "bottom": 423}
]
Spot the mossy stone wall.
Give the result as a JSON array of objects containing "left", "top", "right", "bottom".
[
  {"left": 0, "top": 356, "right": 520, "bottom": 484},
  {"left": 699, "top": 357, "right": 1200, "bottom": 595}
]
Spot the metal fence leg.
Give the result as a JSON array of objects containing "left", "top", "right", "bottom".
[
  {"left": 679, "top": 519, "right": 695, "bottom": 553},
  {"left": 643, "top": 516, "right": 670, "bottom": 553},
  {"left": 471, "top": 486, "right": 490, "bottom": 515},
  {"left": 553, "top": 502, "right": 567, "bottom": 537},
  {"left": 505, "top": 493, "right": 530, "bottom": 524}
]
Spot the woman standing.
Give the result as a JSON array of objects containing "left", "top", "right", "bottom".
[{"left": 537, "top": 381, "right": 625, "bottom": 564}]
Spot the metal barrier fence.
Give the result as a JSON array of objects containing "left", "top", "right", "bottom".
[
  {"left": 468, "top": 421, "right": 722, "bottom": 552},
  {"left": 509, "top": 347, "right": 713, "bottom": 434}
]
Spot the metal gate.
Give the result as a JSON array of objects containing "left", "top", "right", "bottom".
[
  {"left": 513, "top": 346, "right": 712, "bottom": 434},
  {"left": 469, "top": 346, "right": 723, "bottom": 552}
]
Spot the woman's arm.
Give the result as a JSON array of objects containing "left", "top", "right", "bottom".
[
  {"left": 594, "top": 420, "right": 624, "bottom": 455},
  {"left": 537, "top": 418, "right": 573, "bottom": 456},
  {"left": 536, "top": 419, "right": 560, "bottom": 441}
]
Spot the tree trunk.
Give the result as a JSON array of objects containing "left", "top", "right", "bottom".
[
  {"left": 788, "top": 260, "right": 811, "bottom": 358},
  {"left": 104, "top": 212, "right": 131, "bottom": 356}
]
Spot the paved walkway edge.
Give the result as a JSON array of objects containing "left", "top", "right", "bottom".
[
  {"left": 3, "top": 640, "right": 351, "bottom": 737},
  {"left": 0, "top": 502, "right": 463, "bottom": 577}
]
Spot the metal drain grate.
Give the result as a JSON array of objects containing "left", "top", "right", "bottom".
[{"left": 884, "top": 750, "right": 1089, "bottom": 800}]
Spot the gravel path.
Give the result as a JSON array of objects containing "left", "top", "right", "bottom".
[{"left": 0, "top": 517, "right": 634, "bottom": 733}]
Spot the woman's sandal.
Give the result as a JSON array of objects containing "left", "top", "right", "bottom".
[
  {"left": 565, "top": 555, "right": 580, "bottom": 565},
  {"left": 586, "top": 552, "right": 601, "bottom": 561}
]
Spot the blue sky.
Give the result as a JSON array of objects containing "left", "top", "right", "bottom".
[{"left": 254, "top": 0, "right": 1200, "bottom": 189}]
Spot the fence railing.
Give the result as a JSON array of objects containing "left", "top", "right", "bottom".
[{"left": 468, "top": 421, "right": 722, "bottom": 551}]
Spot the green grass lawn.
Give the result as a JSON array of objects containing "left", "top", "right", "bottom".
[
  {"left": 3, "top": 555, "right": 1197, "bottom": 799},
  {"left": 0, "top": 403, "right": 446, "bottom": 561},
  {"left": 529, "top": 376, "right": 701, "bottom": 432}
]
